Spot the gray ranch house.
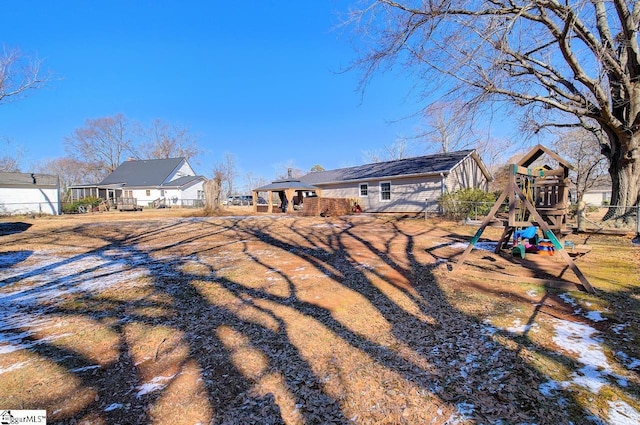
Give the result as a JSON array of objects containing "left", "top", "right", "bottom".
[
  {"left": 299, "top": 150, "right": 492, "bottom": 213},
  {"left": 70, "top": 157, "right": 206, "bottom": 209},
  {"left": 0, "top": 172, "right": 61, "bottom": 215}
]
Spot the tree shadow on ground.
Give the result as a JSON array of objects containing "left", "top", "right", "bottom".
[{"left": 0, "top": 215, "right": 635, "bottom": 424}]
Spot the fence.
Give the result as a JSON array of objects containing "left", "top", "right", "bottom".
[
  {"left": 57, "top": 198, "right": 205, "bottom": 214},
  {"left": 444, "top": 200, "right": 639, "bottom": 235}
]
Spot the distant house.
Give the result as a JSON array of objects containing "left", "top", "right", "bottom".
[
  {"left": 299, "top": 150, "right": 492, "bottom": 213},
  {"left": 579, "top": 177, "right": 612, "bottom": 206},
  {"left": 0, "top": 172, "right": 61, "bottom": 215},
  {"left": 70, "top": 157, "right": 206, "bottom": 208}
]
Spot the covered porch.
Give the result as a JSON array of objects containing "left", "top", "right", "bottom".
[
  {"left": 253, "top": 179, "right": 320, "bottom": 214},
  {"left": 69, "top": 184, "right": 124, "bottom": 204}
]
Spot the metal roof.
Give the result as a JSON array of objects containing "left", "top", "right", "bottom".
[
  {"left": 254, "top": 179, "right": 319, "bottom": 192},
  {"left": 99, "top": 158, "right": 187, "bottom": 186},
  {"left": 299, "top": 150, "right": 478, "bottom": 185}
]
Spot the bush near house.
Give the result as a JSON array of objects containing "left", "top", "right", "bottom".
[
  {"left": 62, "top": 196, "right": 103, "bottom": 214},
  {"left": 439, "top": 188, "right": 499, "bottom": 220}
]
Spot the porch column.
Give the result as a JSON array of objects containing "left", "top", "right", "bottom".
[{"left": 285, "top": 188, "right": 295, "bottom": 214}]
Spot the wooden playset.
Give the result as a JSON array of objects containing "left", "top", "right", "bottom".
[{"left": 451, "top": 144, "right": 595, "bottom": 293}]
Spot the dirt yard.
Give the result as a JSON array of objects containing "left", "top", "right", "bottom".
[{"left": 0, "top": 209, "right": 638, "bottom": 424}]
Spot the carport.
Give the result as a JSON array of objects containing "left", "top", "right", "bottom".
[{"left": 253, "top": 178, "right": 320, "bottom": 214}]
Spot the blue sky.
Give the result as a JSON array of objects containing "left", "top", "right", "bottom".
[{"left": 2, "top": 1, "right": 509, "bottom": 189}]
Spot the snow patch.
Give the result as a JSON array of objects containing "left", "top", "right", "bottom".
[
  {"left": 608, "top": 400, "right": 640, "bottom": 425},
  {"left": 70, "top": 365, "right": 101, "bottom": 373},
  {"left": 448, "top": 241, "right": 497, "bottom": 252},
  {"left": 0, "top": 360, "right": 30, "bottom": 375},
  {"left": 585, "top": 311, "right": 607, "bottom": 322},
  {"left": 136, "top": 374, "right": 176, "bottom": 398},
  {"left": 560, "top": 293, "right": 607, "bottom": 322},
  {"left": 552, "top": 318, "right": 611, "bottom": 393},
  {"left": 506, "top": 318, "right": 536, "bottom": 335},
  {"left": 104, "top": 403, "right": 124, "bottom": 412},
  {"left": 447, "top": 402, "right": 475, "bottom": 424}
]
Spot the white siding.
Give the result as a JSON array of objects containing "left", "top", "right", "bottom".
[
  {"left": 164, "top": 160, "right": 195, "bottom": 184},
  {"left": 582, "top": 190, "right": 611, "bottom": 206},
  {"left": 179, "top": 180, "right": 204, "bottom": 200},
  {"left": 446, "top": 156, "right": 489, "bottom": 192},
  {"left": 320, "top": 176, "right": 443, "bottom": 213},
  {"left": 128, "top": 180, "right": 204, "bottom": 207},
  {"left": 0, "top": 187, "right": 60, "bottom": 215}
]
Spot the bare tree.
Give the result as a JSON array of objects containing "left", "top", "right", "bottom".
[
  {"left": 64, "top": 114, "right": 133, "bottom": 178},
  {"left": 554, "top": 129, "right": 608, "bottom": 203},
  {"left": 33, "top": 156, "right": 103, "bottom": 200},
  {"left": 243, "top": 172, "right": 269, "bottom": 193},
  {"left": 348, "top": 0, "right": 640, "bottom": 220},
  {"left": 362, "top": 138, "right": 412, "bottom": 163},
  {"left": 553, "top": 129, "right": 608, "bottom": 230},
  {"left": 475, "top": 136, "right": 514, "bottom": 177},
  {"left": 0, "top": 45, "right": 50, "bottom": 105},
  {"left": 0, "top": 139, "right": 22, "bottom": 172},
  {"left": 137, "top": 119, "right": 201, "bottom": 162},
  {"left": 419, "top": 102, "right": 477, "bottom": 153},
  {"left": 0, "top": 46, "right": 50, "bottom": 173},
  {"left": 213, "top": 153, "right": 238, "bottom": 197}
]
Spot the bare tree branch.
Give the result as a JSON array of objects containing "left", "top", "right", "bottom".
[
  {"left": 0, "top": 46, "right": 50, "bottom": 105},
  {"left": 137, "top": 119, "right": 202, "bottom": 162},
  {"left": 64, "top": 113, "right": 134, "bottom": 177},
  {"left": 348, "top": 0, "right": 640, "bottom": 214}
]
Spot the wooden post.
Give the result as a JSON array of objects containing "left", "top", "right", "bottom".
[{"left": 452, "top": 187, "right": 509, "bottom": 271}]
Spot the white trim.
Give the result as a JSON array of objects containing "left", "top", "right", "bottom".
[{"left": 379, "top": 181, "right": 391, "bottom": 202}]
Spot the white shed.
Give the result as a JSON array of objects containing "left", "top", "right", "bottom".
[{"left": 0, "top": 172, "right": 61, "bottom": 215}]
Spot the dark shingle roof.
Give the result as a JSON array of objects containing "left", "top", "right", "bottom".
[
  {"left": 0, "top": 172, "right": 59, "bottom": 188},
  {"left": 300, "top": 150, "right": 475, "bottom": 185},
  {"left": 255, "top": 179, "right": 318, "bottom": 192},
  {"left": 99, "top": 158, "right": 186, "bottom": 186}
]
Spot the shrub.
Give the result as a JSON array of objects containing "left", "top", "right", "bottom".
[
  {"left": 63, "top": 197, "right": 103, "bottom": 214},
  {"left": 439, "top": 188, "right": 498, "bottom": 220}
]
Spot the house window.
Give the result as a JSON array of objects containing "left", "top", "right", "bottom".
[
  {"left": 146, "top": 189, "right": 151, "bottom": 196},
  {"left": 124, "top": 190, "right": 133, "bottom": 198},
  {"left": 197, "top": 190, "right": 205, "bottom": 200},
  {"left": 380, "top": 182, "right": 391, "bottom": 201},
  {"left": 160, "top": 189, "right": 165, "bottom": 197},
  {"left": 359, "top": 183, "right": 368, "bottom": 197}
]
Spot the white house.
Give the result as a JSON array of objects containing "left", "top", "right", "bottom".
[
  {"left": 579, "top": 177, "right": 612, "bottom": 206},
  {"left": 70, "top": 157, "right": 206, "bottom": 208},
  {"left": 299, "top": 150, "right": 492, "bottom": 213},
  {"left": 0, "top": 172, "right": 61, "bottom": 215}
]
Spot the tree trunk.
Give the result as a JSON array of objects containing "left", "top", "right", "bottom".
[
  {"left": 203, "top": 175, "right": 222, "bottom": 213},
  {"left": 604, "top": 132, "right": 640, "bottom": 222}
]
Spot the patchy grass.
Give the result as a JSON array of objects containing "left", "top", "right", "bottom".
[{"left": 0, "top": 212, "right": 638, "bottom": 424}]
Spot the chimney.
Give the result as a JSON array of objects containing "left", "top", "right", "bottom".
[{"left": 287, "top": 168, "right": 293, "bottom": 179}]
